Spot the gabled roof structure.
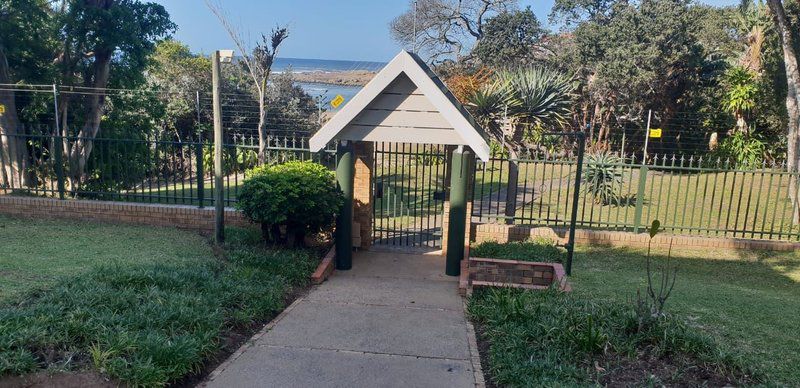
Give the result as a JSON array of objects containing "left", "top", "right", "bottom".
[{"left": 309, "top": 50, "right": 490, "bottom": 161}]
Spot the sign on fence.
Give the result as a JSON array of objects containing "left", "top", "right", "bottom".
[
  {"left": 331, "top": 94, "right": 345, "bottom": 108},
  {"left": 0, "top": 104, "right": 5, "bottom": 116},
  {"left": 649, "top": 128, "right": 662, "bottom": 138}
]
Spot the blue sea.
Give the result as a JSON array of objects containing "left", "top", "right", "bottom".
[{"left": 273, "top": 57, "right": 386, "bottom": 110}]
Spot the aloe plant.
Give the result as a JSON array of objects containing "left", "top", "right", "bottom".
[{"left": 582, "top": 152, "right": 624, "bottom": 205}]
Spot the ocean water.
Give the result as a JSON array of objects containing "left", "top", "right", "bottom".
[
  {"left": 275, "top": 57, "right": 386, "bottom": 110},
  {"left": 273, "top": 57, "right": 385, "bottom": 73}
]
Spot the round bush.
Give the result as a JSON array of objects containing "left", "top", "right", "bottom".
[{"left": 236, "top": 161, "right": 343, "bottom": 245}]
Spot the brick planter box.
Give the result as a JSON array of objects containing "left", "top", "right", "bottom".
[{"left": 460, "top": 257, "right": 571, "bottom": 295}]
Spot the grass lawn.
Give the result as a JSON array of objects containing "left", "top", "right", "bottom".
[
  {"left": 469, "top": 240, "right": 800, "bottom": 386},
  {"left": 0, "top": 214, "right": 320, "bottom": 386}
]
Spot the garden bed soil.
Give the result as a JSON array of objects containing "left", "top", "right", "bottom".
[
  {"left": 1, "top": 371, "right": 116, "bottom": 388},
  {"left": 598, "top": 351, "right": 752, "bottom": 387}
]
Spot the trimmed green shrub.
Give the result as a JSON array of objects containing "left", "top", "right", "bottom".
[{"left": 236, "top": 161, "right": 343, "bottom": 245}]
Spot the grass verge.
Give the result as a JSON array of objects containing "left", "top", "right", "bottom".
[{"left": 0, "top": 216, "right": 320, "bottom": 386}]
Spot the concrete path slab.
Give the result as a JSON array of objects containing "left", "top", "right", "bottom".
[
  {"left": 203, "top": 251, "right": 480, "bottom": 388},
  {"left": 306, "top": 275, "right": 463, "bottom": 311},
  {"left": 257, "top": 301, "right": 470, "bottom": 359},
  {"left": 206, "top": 345, "right": 474, "bottom": 388}
]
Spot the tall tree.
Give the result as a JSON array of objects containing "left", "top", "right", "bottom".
[
  {"left": 147, "top": 39, "right": 212, "bottom": 141},
  {"left": 55, "top": 0, "right": 174, "bottom": 186},
  {"left": 471, "top": 7, "right": 548, "bottom": 67},
  {"left": 391, "top": 0, "right": 518, "bottom": 61},
  {"left": 208, "top": 1, "right": 288, "bottom": 164},
  {"left": 550, "top": 0, "right": 709, "bottom": 149},
  {"left": 766, "top": 0, "right": 800, "bottom": 222},
  {"left": 0, "top": 0, "right": 51, "bottom": 187}
]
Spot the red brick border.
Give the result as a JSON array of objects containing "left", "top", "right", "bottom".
[
  {"left": 471, "top": 223, "right": 800, "bottom": 251},
  {"left": 310, "top": 247, "right": 336, "bottom": 284},
  {"left": 459, "top": 257, "right": 571, "bottom": 295},
  {"left": 0, "top": 196, "right": 248, "bottom": 232}
]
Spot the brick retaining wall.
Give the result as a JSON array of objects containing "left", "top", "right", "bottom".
[
  {"left": 471, "top": 223, "right": 800, "bottom": 251},
  {"left": 459, "top": 257, "right": 571, "bottom": 295},
  {"left": 0, "top": 196, "right": 249, "bottom": 232}
]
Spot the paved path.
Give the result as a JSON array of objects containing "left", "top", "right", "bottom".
[{"left": 203, "top": 251, "right": 481, "bottom": 388}]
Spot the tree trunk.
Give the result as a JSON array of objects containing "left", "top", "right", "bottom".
[
  {"left": 68, "top": 49, "right": 112, "bottom": 186},
  {"left": 257, "top": 88, "right": 268, "bottom": 164},
  {"left": 766, "top": 0, "right": 800, "bottom": 224},
  {"left": 0, "top": 42, "right": 30, "bottom": 188}
]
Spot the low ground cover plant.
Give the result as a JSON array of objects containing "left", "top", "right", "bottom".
[
  {"left": 0, "top": 226, "right": 319, "bottom": 386},
  {"left": 236, "top": 160, "right": 343, "bottom": 246},
  {"left": 468, "top": 288, "right": 751, "bottom": 386},
  {"left": 467, "top": 238, "right": 755, "bottom": 386},
  {"left": 469, "top": 238, "right": 563, "bottom": 262}
]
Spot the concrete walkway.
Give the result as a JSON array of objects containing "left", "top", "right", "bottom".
[{"left": 203, "top": 251, "right": 481, "bottom": 388}]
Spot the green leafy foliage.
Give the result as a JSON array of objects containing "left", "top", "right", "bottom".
[
  {"left": 583, "top": 152, "right": 624, "bottom": 205},
  {"left": 468, "top": 288, "right": 745, "bottom": 386},
  {"left": 722, "top": 66, "right": 758, "bottom": 115},
  {"left": 466, "top": 66, "right": 574, "bottom": 154},
  {"left": 236, "top": 161, "right": 343, "bottom": 243},
  {"left": 471, "top": 238, "right": 564, "bottom": 263},
  {"left": 472, "top": 7, "right": 547, "bottom": 67},
  {"left": 649, "top": 219, "right": 661, "bottom": 238},
  {"left": 0, "top": 226, "right": 318, "bottom": 386},
  {"left": 713, "top": 131, "right": 766, "bottom": 168}
]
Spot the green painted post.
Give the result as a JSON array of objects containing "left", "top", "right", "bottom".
[
  {"left": 633, "top": 165, "right": 648, "bottom": 233},
  {"left": 446, "top": 148, "right": 471, "bottom": 276},
  {"left": 335, "top": 140, "right": 355, "bottom": 270},
  {"left": 196, "top": 141, "right": 205, "bottom": 208}
]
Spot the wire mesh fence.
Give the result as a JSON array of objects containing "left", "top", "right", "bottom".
[{"left": 2, "top": 84, "right": 799, "bottom": 241}]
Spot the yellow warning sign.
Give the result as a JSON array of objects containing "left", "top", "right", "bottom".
[
  {"left": 649, "top": 128, "right": 662, "bottom": 138},
  {"left": 0, "top": 104, "right": 5, "bottom": 116},
  {"left": 331, "top": 94, "right": 345, "bottom": 109}
]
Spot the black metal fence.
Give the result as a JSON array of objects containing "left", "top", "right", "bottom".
[
  {"left": 0, "top": 128, "right": 335, "bottom": 207},
  {"left": 3, "top": 129, "right": 799, "bottom": 241},
  {"left": 472, "top": 152, "right": 800, "bottom": 241}
]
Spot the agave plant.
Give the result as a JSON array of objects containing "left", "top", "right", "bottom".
[
  {"left": 583, "top": 152, "right": 624, "bottom": 205},
  {"left": 496, "top": 67, "right": 575, "bottom": 130},
  {"left": 465, "top": 66, "right": 575, "bottom": 139}
]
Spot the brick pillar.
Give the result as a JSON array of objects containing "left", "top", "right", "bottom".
[{"left": 353, "top": 141, "right": 374, "bottom": 250}]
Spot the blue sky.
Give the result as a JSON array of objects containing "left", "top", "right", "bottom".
[{"left": 154, "top": 0, "right": 738, "bottom": 62}]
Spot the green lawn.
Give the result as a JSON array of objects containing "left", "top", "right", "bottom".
[
  {"left": 0, "top": 215, "right": 319, "bottom": 386},
  {"left": 468, "top": 240, "right": 800, "bottom": 385},
  {"left": 0, "top": 215, "right": 214, "bottom": 303},
  {"left": 572, "top": 244, "right": 800, "bottom": 384}
]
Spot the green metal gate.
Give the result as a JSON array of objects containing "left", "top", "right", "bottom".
[{"left": 372, "top": 142, "right": 448, "bottom": 247}]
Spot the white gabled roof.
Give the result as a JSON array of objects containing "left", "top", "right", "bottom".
[{"left": 309, "top": 50, "right": 490, "bottom": 161}]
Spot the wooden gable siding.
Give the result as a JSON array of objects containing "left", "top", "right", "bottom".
[{"left": 338, "top": 73, "right": 465, "bottom": 145}]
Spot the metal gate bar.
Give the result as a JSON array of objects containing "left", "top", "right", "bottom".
[{"left": 372, "top": 142, "right": 447, "bottom": 247}]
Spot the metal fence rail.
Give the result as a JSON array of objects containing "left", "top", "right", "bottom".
[
  {"left": 0, "top": 129, "right": 334, "bottom": 207},
  {"left": 472, "top": 154, "right": 800, "bottom": 241},
  {"left": 4, "top": 128, "right": 799, "bottom": 242}
]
